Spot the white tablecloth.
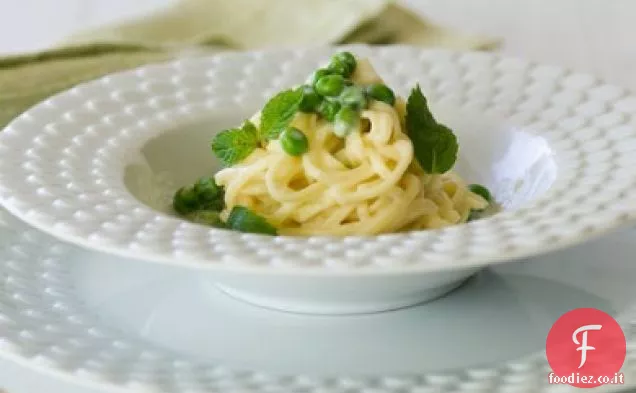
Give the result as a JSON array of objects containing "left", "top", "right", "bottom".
[{"left": 1, "top": 0, "right": 636, "bottom": 391}]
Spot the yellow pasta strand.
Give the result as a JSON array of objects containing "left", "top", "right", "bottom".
[{"left": 214, "top": 59, "right": 489, "bottom": 236}]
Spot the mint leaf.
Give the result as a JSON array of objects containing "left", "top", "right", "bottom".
[
  {"left": 212, "top": 89, "right": 301, "bottom": 165},
  {"left": 226, "top": 206, "right": 277, "bottom": 235},
  {"left": 405, "top": 85, "right": 458, "bottom": 174},
  {"left": 240, "top": 120, "right": 258, "bottom": 137},
  {"left": 211, "top": 121, "right": 259, "bottom": 166},
  {"left": 260, "top": 88, "right": 302, "bottom": 140}
]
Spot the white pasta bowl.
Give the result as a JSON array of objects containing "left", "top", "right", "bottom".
[{"left": 1, "top": 45, "right": 636, "bottom": 314}]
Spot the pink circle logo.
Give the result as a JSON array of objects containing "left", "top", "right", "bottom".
[{"left": 546, "top": 308, "right": 626, "bottom": 388}]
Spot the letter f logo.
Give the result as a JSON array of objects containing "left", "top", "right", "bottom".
[{"left": 572, "top": 324, "right": 602, "bottom": 368}]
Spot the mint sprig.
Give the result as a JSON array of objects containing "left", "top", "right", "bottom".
[
  {"left": 405, "top": 85, "right": 458, "bottom": 174},
  {"left": 211, "top": 120, "right": 259, "bottom": 166},
  {"left": 259, "top": 88, "right": 303, "bottom": 140},
  {"left": 211, "top": 89, "right": 302, "bottom": 166}
]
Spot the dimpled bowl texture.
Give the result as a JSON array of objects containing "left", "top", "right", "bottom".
[{"left": 1, "top": 45, "right": 636, "bottom": 313}]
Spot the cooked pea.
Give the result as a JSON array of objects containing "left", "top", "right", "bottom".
[
  {"left": 193, "top": 177, "right": 224, "bottom": 211},
  {"left": 334, "top": 106, "right": 360, "bottom": 137},
  {"left": 226, "top": 206, "right": 277, "bottom": 235},
  {"left": 308, "top": 68, "right": 332, "bottom": 86},
  {"left": 327, "top": 60, "right": 348, "bottom": 76},
  {"left": 328, "top": 52, "right": 357, "bottom": 76},
  {"left": 339, "top": 86, "right": 368, "bottom": 111},
  {"left": 318, "top": 100, "right": 341, "bottom": 122},
  {"left": 315, "top": 74, "right": 345, "bottom": 97},
  {"left": 366, "top": 83, "right": 396, "bottom": 106},
  {"left": 280, "top": 127, "right": 309, "bottom": 156},
  {"left": 298, "top": 86, "right": 322, "bottom": 113},
  {"left": 173, "top": 186, "right": 199, "bottom": 214}
]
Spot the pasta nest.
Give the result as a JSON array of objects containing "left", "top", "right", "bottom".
[{"left": 215, "top": 59, "right": 488, "bottom": 235}]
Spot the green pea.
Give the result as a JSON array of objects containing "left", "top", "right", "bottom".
[
  {"left": 334, "top": 106, "right": 360, "bottom": 137},
  {"left": 280, "top": 127, "right": 309, "bottom": 156},
  {"left": 318, "top": 100, "right": 341, "bottom": 122},
  {"left": 366, "top": 84, "right": 396, "bottom": 106},
  {"left": 468, "top": 184, "right": 494, "bottom": 204},
  {"left": 329, "top": 52, "right": 357, "bottom": 76},
  {"left": 194, "top": 177, "right": 220, "bottom": 200},
  {"left": 298, "top": 86, "right": 322, "bottom": 113},
  {"left": 187, "top": 210, "right": 226, "bottom": 228},
  {"left": 327, "top": 60, "right": 349, "bottom": 76},
  {"left": 308, "top": 68, "right": 332, "bottom": 85},
  {"left": 173, "top": 186, "right": 199, "bottom": 215},
  {"left": 193, "top": 177, "right": 224, "bottom": 211},
  {"left": 314, "top": 74, "right": 345, "bottom": 97},
  {"left": 227, "top": 205, "right": 277, "bottom": 235},
  {"left": 337, "top": 52, "right": 356, "bottom": 66},
  {"left": 339, "top": 86, "right": 368, "bottom": 111}
]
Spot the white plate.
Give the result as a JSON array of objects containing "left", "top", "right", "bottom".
[
  {"left": 0, "top": 207, "right": 635, "bottom": 393},
  {"left": 2, "top": 46, "right": 636, "bottom": 314}
]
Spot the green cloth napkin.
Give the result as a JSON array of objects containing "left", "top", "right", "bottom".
[{"left": 0, "top": 0, "right": 498, "bottom": 129}]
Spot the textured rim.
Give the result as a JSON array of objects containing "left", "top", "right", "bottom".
[
  {"left": 1, "top": 45, "right": 636, "bottom": 273},
  {"left": 1, "top": 211, "right": 635, "bottom": 393}
]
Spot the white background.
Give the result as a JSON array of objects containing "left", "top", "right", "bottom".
[
  {"left": 0, "top": 0, "right": 634, "bottom": 90},
  {"left": 0, "top": 0, "right": 635, "bottom": 392}
]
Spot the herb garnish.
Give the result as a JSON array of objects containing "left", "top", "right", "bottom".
[{"left": 405, "top": 84, "right": 458, "bottom": 174}]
